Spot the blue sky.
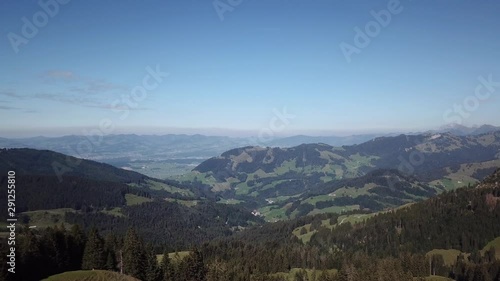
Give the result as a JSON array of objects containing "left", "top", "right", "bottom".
[{"left": 1, "top": 0, "right": 500, "bottom": 137}]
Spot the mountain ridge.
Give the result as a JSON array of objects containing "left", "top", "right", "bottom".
[{"left": 180, "top": 131, "right": 500, "bottom": 221}]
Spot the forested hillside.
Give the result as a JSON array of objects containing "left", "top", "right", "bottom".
[
  {"left": 0, "top": 149, "right": 263, "bottom": 253},
  {"left": 177, "top": 131, "right": 500, "bottom": 221},
  {"left": 1, "top": 149, "right": 499, "bottom": 280},
  {"left": 199, "top": 169, "right": 500, "bottom": 280}
]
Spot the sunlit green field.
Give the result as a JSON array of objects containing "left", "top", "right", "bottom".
[{"left": 42, "top": 270, "right": 139, "bottom": 281}]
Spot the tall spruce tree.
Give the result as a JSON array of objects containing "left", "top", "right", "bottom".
[
  {"left": 144, "top": 244, "right": 161, "bottom": 281},
  {"left": 123, "top": 228, "right": 146, "bottom": 280},
  {"left": 104, "top": 233, "right": 118, "bottom": 271},
  {"left": 105, "top": 250, "right": 117, "bottom": 271},
  {"left": 161, "top": 250, "right": 175, "bottom": 281},
  {"left": 18, "top": 228, "right": 44, "bottom": 281},
  {"left": 185, "top": 248, "right": 206, "bottom": 281},
  {"left": 68, "top": 224, "right": 86, "bottom": 271},
  {"left": 206, "top": 259, "right": 230, "bottom": 281},
  {"left": 81, "top": 227, "right": 106, "bottom": 270}
]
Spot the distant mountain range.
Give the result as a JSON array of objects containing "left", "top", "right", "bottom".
[
  {"left": 178, "top": 130, "right": 500, "bottom": 221},
  {"left": 267, "top": 133, "right": 385, "bottom": 147},
  {"left": 434, "top": 123, "right": 500, "bottom": 136},
  {"left": 0, "top": 133, "right": 388, "bottom": 162},
  {"left": 0, "top": 124, "right": 497, "bottom": 163},
  {"left": 1, "top": 128, "right": 500, "bottom": 224}
]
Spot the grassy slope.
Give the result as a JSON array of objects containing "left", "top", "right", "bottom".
[
  {"left": 100, "top": 207, "right": 125, "bottom": 217},
  {"left": 481, "top": 236, "right": 500, "bottom": 259},
  {"left": 156, "top": 251, "right": 191, "bottom": 264},
  {"left": 144, "top": 179, "right": 194, "bottom": 196},
  {"left": 165, "top": 198, "right": 199, "bottom": 207},
  {"left": 125, "top": 194, "right": 153, "bottom": 206},
  {"left": 420, "top": 276, "right": 454, "bottom": 281},
  {"left": 291, "top": 203, "right": 416, "bottom": 243},
  {"left": 20, "top": 208, "right": 75, "bottom": 229},
  {"left": 42, "top": 270, "right": 139, "bottom": 281},
  {"left": 426, "top": 249, "right": 464, "bottom": 266},
  {"left": 423, "top": 236, "right": 500, "bottom": 266},
  {"left": 430, "top": 159, "right": 500, "bottom": 190},
  {"left": 270, "top": 268, "right": 338, "bottom": 281}
]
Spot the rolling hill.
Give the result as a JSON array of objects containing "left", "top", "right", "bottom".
[
  {"left": 1, "top": 150, "right": 499, "bottom": 281},
  {"left": 0, "top": 148, "right": 263, "bottom": 250},
  {"left": 200, "top": 169, "right": 500, "bottom": 281},
  {"left": 0, "top": 133, "right": 389, "bottom": 179},
  {"left": 0, "top": 148, "right": 200, "bottom": 213},
  {"left": 177, "top": 131, "right": 500, "bottom": 220}
]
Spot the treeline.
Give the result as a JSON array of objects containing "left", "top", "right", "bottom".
[
  {"left": 0, "top": 173, "right": 209, "bottom": 220},
  {"left": 65, "top": 200, "right": 263, "bottom": 251},
  {"left": 0, "top": 175, "right": 155, "bottom": 219},
  {"left": 202, "top": 240, "right": 500, "bottom": 280},
  {"left": 1, "top": 218, "right": 499, "bottom": 280},
  {"left": 0, "top": 175, "right": 127, "bottom": 213},
  {"left": 326, "top": 251, "right": 500, "bottom": 281},
  {"left": 0, "top": 225, "right": 205, "bottom": 281},
  {"left": 0, "top": 224, "right": 87, "bottom": 281},
  {"left": 202, "top": 212, "right": 342, "bottom": 273},
  {"left": 310, "top": 185, "right": 500, "bottom": 255},
  {"left": 0, "top": 225, "right": 289, "bottom": 281},
  {"left": 197, "top": 173, "right": 500, "bottom": 280}
]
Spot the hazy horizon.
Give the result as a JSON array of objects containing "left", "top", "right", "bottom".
[{"left": 1, "top": 123, "right": 499, "bottom": 139}]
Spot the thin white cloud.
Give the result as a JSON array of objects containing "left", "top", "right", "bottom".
[
  {"left": 45, "top": 70, "right": 75, "bottom": 79},
  {"left": 40, "top": 70, "right": 128, "bottom": 95},
  {"left": 0, "top": 71, "right": 149, "bottom": 112},
  {"left": 39, "top": 70, "right": 77, "bottom": 86},
  {"left": 0, "top": 91, "right": 26, "bottom": 100},
  {"left": 69, "top": 79, "right": 128, "bottom": 95},
  {"left": 0, "top": 105, "right": 21, "bottom": 110}
]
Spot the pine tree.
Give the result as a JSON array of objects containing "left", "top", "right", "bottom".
[
  {"left": 41, "top": 225, "right": 69, "bottom": 275},
  {"left": 105, "top": 250, "right": 117, "bottom": 271},
  {"left": 185, "top": 248, "right": 206, "bottom": 281},
  {"left": 123, "top": 228, "right": 146, "bottom": 280},
  {"left": 81, "top": 227, "right": 106, "bottom": 270},
  {"left": 486, "top": 247, "right": 496, "bottom": 263},
  {"left": 145, "top": 244, "right": 161, "bottom": 281},
  {"left": 104, "top": 233, "right": 118, "bottom": 271},
  {"left": 53, "top": 224, "right": 71, "bottom": 271},
  {"left": 161, "top": 250, "right": 175, "bottom": 281},
  {"left": 294, "top": 269, "right": 308, "bottom": 281},
  {"left": 68, "top": 224, "right": 86, "bottom": 271},
  {"left": 317, "top": 270, "right": 333, "bottom": 281},
  {"left": 473, "top": 264, "right": 492, "bottom": 281},
  {"left": 430, "top": 254, "right": 446, "bottom": 276},
  {"left": 18, "top": 228, "right": 43, "bottom": 281},
  {"left": 206, "top": 259, "right": 230, "bottom": 281}
]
